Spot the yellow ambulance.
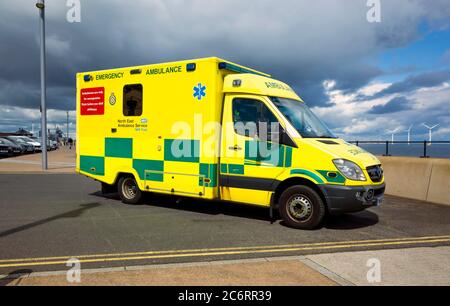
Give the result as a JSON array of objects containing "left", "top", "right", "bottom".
[{"left": 76, "top": 57, "right": 385, "bottom": 229}]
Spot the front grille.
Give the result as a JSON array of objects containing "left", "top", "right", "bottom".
[{"left": 367, "top": 165, "right": 383, "bottom": 183}]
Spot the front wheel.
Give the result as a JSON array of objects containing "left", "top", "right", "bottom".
[
  {"left": 118, "top": 176, "right": 142, "bottom": 205},
  {"left": 278, "top": 185, "right": 326, "bottom": 230}
]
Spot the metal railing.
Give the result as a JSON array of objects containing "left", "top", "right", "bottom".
[{"left": 349, "top": 141, "right": 450, "bottom": 158}]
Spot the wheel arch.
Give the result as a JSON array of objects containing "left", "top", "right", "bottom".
[
  {"left": 113, "top": 172, "right": 139, "bottom": 186},
  {"left": 273, "top": 176, "right": 328, "bottom": 210}
]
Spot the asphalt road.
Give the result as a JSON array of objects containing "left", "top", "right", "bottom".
[{"left": 1, "top": 173, "right": 450, "bottom": 275}]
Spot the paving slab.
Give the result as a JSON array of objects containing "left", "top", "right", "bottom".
[
  {"left": 2, "top": 259, "right": 337, "bottom": 286},
  {"left": 305, "top": 246, "right": 450, "bottom": 286}
]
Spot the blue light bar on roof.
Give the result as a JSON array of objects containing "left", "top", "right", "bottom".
[{"left": 218, "top": 62, "right": 266, "bottom": 76}]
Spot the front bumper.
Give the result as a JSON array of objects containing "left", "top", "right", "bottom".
[{"left": 319, "top": 183, "right": 385, "bottom": 215}]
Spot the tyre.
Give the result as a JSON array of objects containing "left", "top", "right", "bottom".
[
  {"left": 278, "top": 185, "right": 326, "bottom": 230},
  {"left": 118, "top": 176, "right": 142, "bottom": 204}
]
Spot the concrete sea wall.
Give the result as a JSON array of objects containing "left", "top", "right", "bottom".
[{"left": 378, "top": 156, "right": 450, "bottom": 206}]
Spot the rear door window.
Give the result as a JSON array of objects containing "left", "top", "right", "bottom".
[{"left": 123, "top": 84, "right": 143, "bottom": 116}]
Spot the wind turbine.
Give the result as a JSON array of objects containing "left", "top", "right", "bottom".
[
  {"left": 405, "top": 124, "right": 413, "bottom": 145},
  {"left": 422, "top": 123, "right": 439, "bottom": 145},
  {"left": 385, "top": 128, "right": 399, "bottom": 144}
]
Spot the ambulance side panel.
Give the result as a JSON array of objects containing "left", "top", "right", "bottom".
[{"left": 77, "top": 58, "right": 227, "bottom": 200}]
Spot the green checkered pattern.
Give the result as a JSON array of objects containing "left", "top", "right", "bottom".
[
  {"left": 80, "top": 138, "right": 344, "bottom": 187},
  {"left": 80, "top": 138, "right": 217, "bottom": 187}
]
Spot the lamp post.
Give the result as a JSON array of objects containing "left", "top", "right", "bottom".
[
  {"left": 66, "top": 111, "right": 69, "bottom": 142},
  {"left": 36, "top": 0, "right": 48, "bottom": 170}
]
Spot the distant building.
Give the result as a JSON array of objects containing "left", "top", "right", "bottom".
[
  {"left": 0, "top": 128, "right": 64, "bottom": 141},
  {"left": 0, "top": 128, "right": 33, "bottom": 137},
  {"left": 15, "top": 128, "right": 33, "bottom": 136},
  {"left": 0, "top": 132, "right": 26, "bottom": 137}
]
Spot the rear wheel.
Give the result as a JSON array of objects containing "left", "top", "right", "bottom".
[
  {"left": 118, "top": 176, "right": 142, "bottom": 204},
  {"left": 278, "top": 185, "right": 325, "bottom": 230}
]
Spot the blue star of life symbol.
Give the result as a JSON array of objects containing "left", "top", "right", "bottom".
[{"left": 193, "top": 83, "right": 206, "bottom": 100}]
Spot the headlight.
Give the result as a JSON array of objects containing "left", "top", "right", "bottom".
[{"left": 333, "top": 159, "right": 366, "bottom": 181}]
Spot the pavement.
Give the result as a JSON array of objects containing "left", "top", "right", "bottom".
[
  {"left": 304, "top": 246, "right": 450, "bottom": 286},
  {"left": 0, "top": 146, "right": 75, "bottom": 173},
  {"left": 1, "top": 258, "right": 338, "bottom": 286},
  {"left": 3, "top": 246, "right": 449, "bottom": 286},
  {"left": 0, "top": 150, "right": 449, "bottom": 285}
]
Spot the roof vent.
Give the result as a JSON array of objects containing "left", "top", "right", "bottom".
[{"left": 130, "top": 69, "right": 142, "bottom": 75}]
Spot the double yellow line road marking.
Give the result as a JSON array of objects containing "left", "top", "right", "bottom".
[{"left": 1, "top": 235, "right": 450, "bottom": 269}]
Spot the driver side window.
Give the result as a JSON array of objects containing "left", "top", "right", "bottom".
[{"left": 232, "top": 98, "right": 280, "bottom": 142}]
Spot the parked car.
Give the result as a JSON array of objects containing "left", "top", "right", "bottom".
[
  {"left": 0, "top": 138, "right": 13, "bottom": 157},
  {"left": 30, "top": 136, "right": 58, "bottom": 151},
  {"left": 17, "top": 136, "right": 42, "bottom": 152},
  {"left": 29, "top": 136, "right": 47, "bottom": 151},
  {"left": 0, "top": 137, "right": 22, "bottom": 155},
  {"left": 5, "top": 136, "right": 36, "bottom": 153}
]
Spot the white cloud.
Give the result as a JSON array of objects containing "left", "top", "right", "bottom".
[
  {"left": 357, "top": 82, "right": 392, "bottom": 96},
  {"left": 313, "top": 81, "right": 450, "bottom": 139},
  {"left": 323, "top": 80, "right": 336, "bottom": 91}
]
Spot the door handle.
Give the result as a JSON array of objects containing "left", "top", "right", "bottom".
[{"left": 228, "top": 145, "right": 242, "bottom": 151}]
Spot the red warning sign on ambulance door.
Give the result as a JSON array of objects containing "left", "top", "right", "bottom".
[{"left": 80, "top": 87, "right": 105, "bottom": 115}]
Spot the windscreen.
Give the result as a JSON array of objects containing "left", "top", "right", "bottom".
[{"left": 270, "top": 97, "right": 336, "bottom": 139}]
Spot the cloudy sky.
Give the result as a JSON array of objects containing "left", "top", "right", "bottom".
[{"left": 0, "top": 0, "right": 449, "bottom": 140}]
